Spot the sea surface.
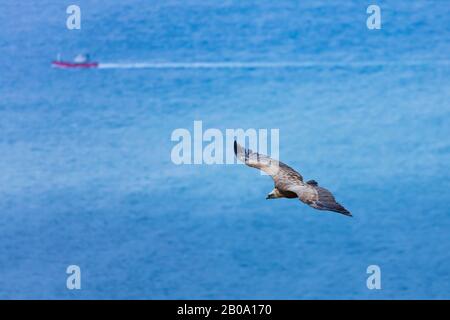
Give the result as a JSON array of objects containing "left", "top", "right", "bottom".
[{"left": 0, "top": 0, "right": 449, "bottom": 299}]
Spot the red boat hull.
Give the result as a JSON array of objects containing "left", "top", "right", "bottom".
[{"left": 52, "top": 61, "right": 99, "bottom": 69}]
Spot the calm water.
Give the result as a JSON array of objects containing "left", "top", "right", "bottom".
[{"left": 0, "top": 0, "right": 449, "bottom": 299}]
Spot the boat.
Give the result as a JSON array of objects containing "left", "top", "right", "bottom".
[
  {"left": 52, "top": 60, "right": 99, "bottom": 69},
  {"left": 51, "top": 53, "right": 98, "bottom": 69}
]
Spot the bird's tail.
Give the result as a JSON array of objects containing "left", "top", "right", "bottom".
[
  {"left": 314, "top": 201, "right": 352, "bottom": 217},
  {"left": 329, "top": 203, "right": 352, "bottom": 217}
]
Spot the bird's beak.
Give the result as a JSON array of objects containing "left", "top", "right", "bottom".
[{"left": 266, "top": 195, "right": 271, "bottom": 200}]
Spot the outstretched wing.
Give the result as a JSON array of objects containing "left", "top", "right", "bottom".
[
  {"left": 234, "top": 141, "right": 303, "bottom": 188},
  {"left": 311, "top": 185, "right": 352, "bottom": 216}
]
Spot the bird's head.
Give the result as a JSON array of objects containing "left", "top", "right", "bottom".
[{"left": 266, "top": 191, "right": 276, "bottom": 199}]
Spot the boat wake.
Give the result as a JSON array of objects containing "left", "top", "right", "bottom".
[{"left": 97, "top": 60, "right": 450, "bottom": 70}]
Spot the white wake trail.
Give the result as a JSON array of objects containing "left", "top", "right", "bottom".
[{"left": 98, "top": 60, "right": 450, "bottom": 69}]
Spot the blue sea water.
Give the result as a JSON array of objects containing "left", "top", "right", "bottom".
[{"left": 0, "top": 0, "right": 449, "bottom": 299}]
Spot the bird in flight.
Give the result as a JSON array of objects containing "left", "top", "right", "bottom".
[{"left": 234, "top": 141, "right": 351, "bottom": 217}]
